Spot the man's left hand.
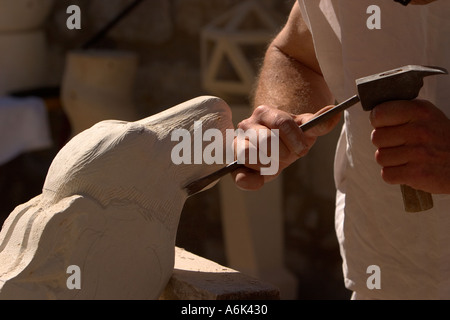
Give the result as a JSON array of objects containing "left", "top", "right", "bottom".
[{"left": 370, "top": 99, "right": 450, "bottom": 194}]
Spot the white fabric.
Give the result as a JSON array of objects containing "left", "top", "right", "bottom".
[
  {"left": 298, "top": 0, "right": 450, "bottom": 299},
  {"left": 0, "top": 96, "right": 52, "bottom": 165}
]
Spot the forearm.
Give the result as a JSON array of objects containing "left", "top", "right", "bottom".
[
  {"left": 253, "top": 42, "right": 334, "bottom": 115},
  {"left": 233, "top": 2, "right": 340, "bottom": 190}
]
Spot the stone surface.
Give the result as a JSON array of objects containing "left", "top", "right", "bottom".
[
  {"left": 160, "top": 247, "right": 280, "bottom": 300},
  {"left": 61, "top": 49, "right": 140, "bottom": 136},
  {"left": 0, "top": 96, "right": 233, "bottom": 300}
]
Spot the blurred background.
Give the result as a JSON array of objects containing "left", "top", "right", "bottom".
[{"left": 0, "top": 0, "right": 350, "bottom": 299}]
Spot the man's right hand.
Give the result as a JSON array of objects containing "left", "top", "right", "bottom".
[{"left": 231, "top": 104, "right": 342, "bottom": 191}]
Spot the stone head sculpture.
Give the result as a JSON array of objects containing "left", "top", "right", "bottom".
[{"left": 0, "top": 96, "right": 233, "bottom": 299}]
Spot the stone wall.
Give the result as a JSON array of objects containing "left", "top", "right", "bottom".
[{"left": 44, "top": 0, "right": 291, "bottom": 113}]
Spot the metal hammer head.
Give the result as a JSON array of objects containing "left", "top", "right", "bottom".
[{"left": 356, "top": 65, "right": 448, "bottom": 111}]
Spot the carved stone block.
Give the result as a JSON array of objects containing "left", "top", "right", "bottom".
[{"left": 0, "top": 96, "right": 233, "bottom": 299}]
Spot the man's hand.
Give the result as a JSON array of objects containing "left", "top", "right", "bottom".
[
  {"left": 370, "top": 99, "right": 450, "bottom": 194},
  {"left": 232, "top": 104, "right": 341, "bottom": 191}
]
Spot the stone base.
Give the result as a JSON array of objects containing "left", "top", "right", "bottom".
[{"left": 160, "top": 248, "right": 280, "bottom": 300}]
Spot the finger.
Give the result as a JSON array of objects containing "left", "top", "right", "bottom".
[
  {"left": 380, "top": 163, "right": 431, "bottom": 189},
  {"left": 242, "top": 106, "right": 306, "bottom": 156},
  {"left": 296, "top": 105, "right": 342, "bottom": 137},
  {"left": 380, "top": 164, "right": 408, "bottom": 186},
  {"left": 370, "top": 100, "right": 435, "bottom": 128},
  {"left": 372, "top": 121, "right": 437, "bottom": 149},
  {"left": 234, "top": 123, "right": 291, "bottom": 171},
  {"left": 379, "top": 143, "right": 437, "bottom": 166},
  {"left": 232, "top": 166, "right": 265, "bottom": 191},
  {"left": 371, "top": 125, "right": 408, "bottom": 148},
  {"left": 370, "top": 101, "right": 413, "bottom": 128},
  {"left": 375, "top": 146, "right": 412, "bottom": 167}
]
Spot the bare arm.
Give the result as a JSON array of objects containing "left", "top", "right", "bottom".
[
  {"left": 232, "top": 2, "right": 340, "bottom": 190},
  {"left": 236, "top": 1, "right": 450, "bottom": 195},
  {"left": 253, "top": 2, "right": 335, "bottom": 113}
]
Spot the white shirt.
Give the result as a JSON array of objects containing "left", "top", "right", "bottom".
[{"left": 298, "top": 0, "right": 450, "bottom": 299}]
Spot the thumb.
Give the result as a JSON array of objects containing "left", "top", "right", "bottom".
[{"left": 296, "top": 105, "right": 342, "bottom": 137}]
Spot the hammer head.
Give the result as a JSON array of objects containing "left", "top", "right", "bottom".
[{"left": 356, "top": 65, "right": 448, "bottom": 111}]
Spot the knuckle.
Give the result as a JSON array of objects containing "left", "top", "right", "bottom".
[
  {"left": 381, "top": 166, "right": 405, "bottom": 185},
  {"left": 374, "top": 149, "right": 384, "bottom": 165},
  {"left": 369, "top": 109, "right": 378, "bottom": 126},
  {"left": 273, "top": 114, "right": 293, "bottom": 132},
  {"left": 380, "top": 168, "right": 396, "bottom": 185},
  {"left": 371, "top": 128, "right": 390, "bottom": 148},
  {"left": 371, "top": 129, "right": 381, "bottom": 146},
  {"left": 237, "top": 119, "right": 251, "bottom": 130},
  {"left": 253, "top": 105, "right": 269, "bottom": 117}
]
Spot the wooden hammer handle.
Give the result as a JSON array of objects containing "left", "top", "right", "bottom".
[{"left": 400, "top": 185, "right": 433, "bottom": 212}]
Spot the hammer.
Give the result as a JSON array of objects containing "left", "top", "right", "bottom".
[{"left": 185, "top": 65, "right": 447, "bottom": 212}]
